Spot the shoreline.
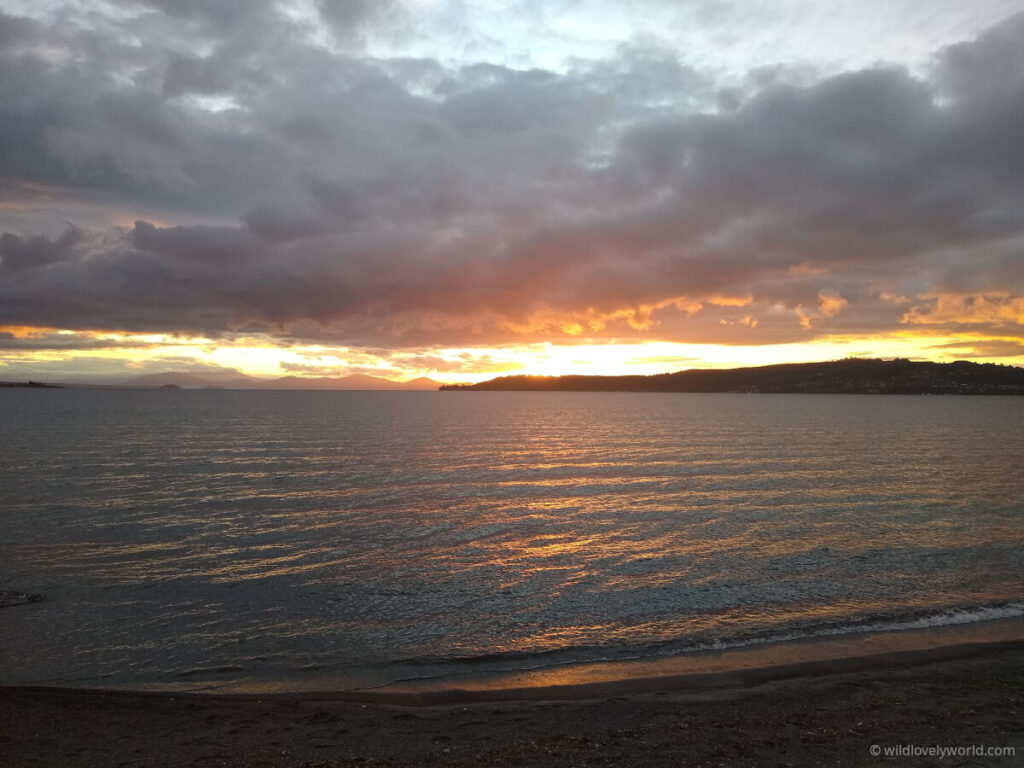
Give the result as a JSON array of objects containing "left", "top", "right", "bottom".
[
  {"left": 22, "top": 613, "right": 1016, "bottom": 703},
  {"left": 8, "top": 637, "right": 1023, "bottom": 707},
  {"left": 6, "top": 615, "right": 1024, "bottom": 704},
  {"left": 3, "top": 639, "right": 1021, "bottom": 767},
  {"left": 362, "top": 615, "right": 1024, "bottom": 704}
]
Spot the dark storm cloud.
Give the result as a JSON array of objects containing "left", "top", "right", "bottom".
[{"left": 1, "top": 5, "right": 1023, "bottom": 347}]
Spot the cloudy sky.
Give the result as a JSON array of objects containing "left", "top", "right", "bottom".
[{"left": 1, "top": 0, "right": 1023, "bottom": 383}]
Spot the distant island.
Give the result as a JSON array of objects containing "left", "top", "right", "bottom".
[
  {"left": 440, "top": 359, "right": 1024, "bottom": 395},
  {"left": 0, "top": 380, "right": 62, "bottom": 388}
]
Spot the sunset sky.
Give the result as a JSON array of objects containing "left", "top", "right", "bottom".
[{"left": 1, "top": 1, "right": 1023, "bottom": 384}]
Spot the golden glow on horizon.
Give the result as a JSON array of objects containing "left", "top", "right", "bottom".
[{"left": 1, "top": 324, "right": 1021, "bottom": 384}]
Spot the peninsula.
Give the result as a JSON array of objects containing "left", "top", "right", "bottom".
[
  {"left": 0, "top": 380, "right": 62, "bottom": 388},
  {"left": 440, "top": 358, "right": 1024, "bottom": 395}
]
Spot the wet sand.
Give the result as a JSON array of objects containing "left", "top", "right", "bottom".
[{"left": 3, "top": 638, "right": 1022, "bottom": 767}]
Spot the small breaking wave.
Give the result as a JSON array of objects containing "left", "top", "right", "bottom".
[{"left": 357, "top": 600, "right": 1024, "bottom": 690}]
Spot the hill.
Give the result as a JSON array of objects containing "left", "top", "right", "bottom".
[{"left": 440, "top": 359, "right": 1024, "bottom": 395}]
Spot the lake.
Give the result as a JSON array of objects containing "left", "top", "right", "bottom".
[{"left": 2, "top": 389, "right": 1022, "bottom": 691}]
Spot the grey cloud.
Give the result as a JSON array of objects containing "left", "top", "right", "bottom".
[
  {"left": 318, "top": 0, "right": 400, "bottom": 35},
  {"left": 579, "top": 43, "right": 712, "bottom": 112},
  {"left": 120, "top": 0, "right": 267, "bottom": 25},
  {"left": 130, "top": 220, "right": 260, "bottom": 264},
  {"left": 243, "top": 204, "right": 331, "bottom": 244},
  {"left": 112, "top": 0, "right": 282, "bottom": 43},
  {"left": 162, "top": 50, "right": 265, "bottom": 98},
  {"left": 0, "top": 6, "right": 1022, "bottom": 348},
  {"left": 937, "top": 11, "right": 1024, "bottom": 106},
  {"left": 0, "top": 227, "right": 81, "bottom": 273},
  {"left": 0, "top": 10, "right": 44, "bottom": 49},
  {"left": 439, "top": 66, "right": 603, "bottom": 138},
  {"left": 0, "top": 332, "right": 155, "bottom": 351}
]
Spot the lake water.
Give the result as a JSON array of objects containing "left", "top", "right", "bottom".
[{"left": 1, "top": 389, "right": 1022, "bottom": 692}]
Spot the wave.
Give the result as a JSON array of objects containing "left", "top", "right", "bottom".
[
  {"left": 668, "top": 600, "right": 1024, "bottom": 655},
  {"left": 370, "top": 600, "right": 1024, "bottom": 685}
]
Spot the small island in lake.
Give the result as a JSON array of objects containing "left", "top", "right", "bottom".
[{"left": 441, "top": 358, "right": 1024, "bottom": 395}]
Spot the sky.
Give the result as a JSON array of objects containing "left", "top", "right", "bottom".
[{"left": 1, "top": 0, "right": 1023, "bottom": 384}]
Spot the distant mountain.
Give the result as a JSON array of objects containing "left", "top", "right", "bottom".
[
  {"left": 441, "top": 359, "right": 1024, "bottom": 395},
  {"left": 120, "top": 371, "right": 259, "bottom": 389},
  {"left": 402, "top": 376, "right": 445, "bottom": 390},
  {"left": 120, "top": 371, "right": 442, "bottom": 390},
  {"left": 265, "top": 373, "right": 441, "bottom": 390}
]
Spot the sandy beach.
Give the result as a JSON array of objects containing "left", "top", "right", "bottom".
[{"left": 3, "top": 637, "right": 1022, "bottom": 768}]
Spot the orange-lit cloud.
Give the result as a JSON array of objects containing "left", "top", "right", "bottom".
[
  {"left": 499, "top": 295, "right": 752, "bottom": 338},
  {"left": 719, "top": 315, "right": 758, "bottom": 328},
  {"left": 796, "top": 291, "right": 849, "bottom": 330},
  {"left": 0, "top": 325, "right": 57, "bottom": 339},
  {"left": 902, "top": 293, "right": 1024, "bottom": 326}
]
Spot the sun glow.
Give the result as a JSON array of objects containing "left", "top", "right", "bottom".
[{"left": 1, "top": 325, "right": 1021, "bottom": 385}]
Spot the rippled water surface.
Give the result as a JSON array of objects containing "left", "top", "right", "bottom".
[{"left": 2, "top": 389, "right": 1022, "bottom": 690}]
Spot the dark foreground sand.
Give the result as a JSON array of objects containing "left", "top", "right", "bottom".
[{"left": 3, "top": 642, "right": 1022, "bottom": 768}]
